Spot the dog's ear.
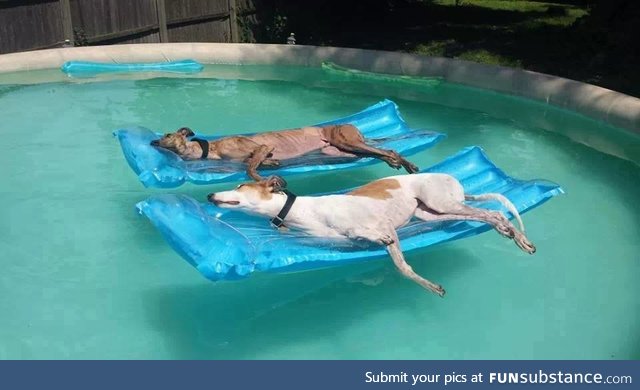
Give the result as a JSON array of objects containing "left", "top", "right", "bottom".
[
  {"left": 265, "top": 175, "right": 287, "bottom": 192},
  {"left": 177, "top": 127, "right": 195, "bottom": 137}
]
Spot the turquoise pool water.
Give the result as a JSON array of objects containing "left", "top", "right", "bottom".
[{"left": 0, "top": 66, "right": 639, "bottom": 359}]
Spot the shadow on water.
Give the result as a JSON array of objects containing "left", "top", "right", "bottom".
[{"left": 142, "top": 245, "right": 479, "bottom": 359}]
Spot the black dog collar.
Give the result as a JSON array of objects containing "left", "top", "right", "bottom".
[
  {"left": 271, "top": 190, "right": 297, "bottom": 229},
  {"left": 191, "top": 138, "right": 209, "bottom": 159}
]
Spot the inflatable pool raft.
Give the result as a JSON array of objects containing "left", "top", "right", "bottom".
[
  {"left": 136, "top": 146, "right": 563, "bottom": 282},
  {"left": 61, "top": 59, "right": 204, "bottom": 77},
  {"left": 114, "top": 99, "right": 445, "bottom": 188},
  {"left": 322, "top": 62, "right": 443, "bottom": 87}
]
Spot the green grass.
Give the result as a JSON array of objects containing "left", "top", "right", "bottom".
[
  {"left": 417, "top": 0, "right": 588, "bottom": 69},
  {"left": 413, "top": 40, "right": 457, "bottom": 57},
  {"left": 456, "top": 49, "right": 523, "bottom": 67},
  {"left": 433, "top": 0, "right": 586, "bottom": 18},
  {"left": 414, "top": 42, "right": 523, "bottom": 67},
  {"left": 277, "top": 0, "right": 638, "bottom": 96}
]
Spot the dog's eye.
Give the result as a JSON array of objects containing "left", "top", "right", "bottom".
[{"left": 236, "top": 184, "right": 245, "bottom": 189}]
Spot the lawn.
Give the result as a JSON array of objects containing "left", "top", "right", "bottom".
[
  {"left": 273, "top": 0, "right": 638, "bottom": 97},
  {"left": 407, "top": 1, "right": 588, "bottom": 71}
]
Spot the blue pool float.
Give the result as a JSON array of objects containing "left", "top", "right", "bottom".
[
  {"left": 136, "top": 146, "right": 563, "bottom": 282},
  {"left": 114, "top": 99, "right": 445, "bottom": 188},
  {"left": 61, "top": 59, "right": 204, "bottom": 76}
]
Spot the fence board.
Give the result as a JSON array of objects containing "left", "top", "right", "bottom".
[
  {"left": 0, "top": 0, "right": 264, "bottom": 54},
  {"left": 228, "top": 0, "right": 238, "bottom": 42},
  {"left": 60, "top": 0, "right": 74, "bottom": 45},
  {"left": 164, "top": 0, "right": 231, "bottom": 43},
  {"left": 70, "top": 0, "right": 159, "bottom": 44},
  {"left": 0, "top": 0, "right": 64, "bottom": 54},
  {"left": 156, "top": 0, "right": 168, "bottom": 42},
  {"left": 164, "top": 0, "right": 227, "bottom": 22},
  {"left": 122, "top": 31, "right": 161, "bottom": 44},
  {"left": 168, "top": 18, "right": 230, "bottom": 43}
]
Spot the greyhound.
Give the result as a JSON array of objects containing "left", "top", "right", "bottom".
[
  {"left": 207, "top": 175, "right": 536, "bottom": 297},
  {"left": 150, "top": 125, "right": 418, "bottom": 182}
]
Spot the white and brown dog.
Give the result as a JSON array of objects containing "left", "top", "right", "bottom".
[{"left": 207, "top": 175, "right": 536, "bottom": 296}]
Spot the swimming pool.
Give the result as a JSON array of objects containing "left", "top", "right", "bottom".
[{"left": 0, "top": 64, "right": 638, "bottom": 359}]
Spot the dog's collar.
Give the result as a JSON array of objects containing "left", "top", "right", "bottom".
[
  {"left": 271, "top": 190, "right": 297, "bottom": 229},
  {"left": 191, "top": 138, "right": 209, "bottom": 159}
]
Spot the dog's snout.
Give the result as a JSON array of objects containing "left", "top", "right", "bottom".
[
  {"left": 150, "top": 139, "right": 159, "bottom": 146},
  {"left": 207, "top": 193, "right": 217, "bottom": 203}
]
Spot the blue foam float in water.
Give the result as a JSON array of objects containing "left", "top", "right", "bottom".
[
  {"left": 136, "top": 146, "right": 563, "bottom": 282},
  {"left": 61, "top": 59, "right": 204, "bottom": 77},
  {"left": 114, "top": 99, "right": 445, "bottom": 188}
]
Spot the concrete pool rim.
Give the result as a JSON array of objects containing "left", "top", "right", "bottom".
[{"left": 0, "top": 42, "right": 638, "bottom": 134}]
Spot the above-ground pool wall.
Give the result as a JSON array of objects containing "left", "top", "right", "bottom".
[{"left": 0, "top": 43, "right": 639, "bottom": 136}]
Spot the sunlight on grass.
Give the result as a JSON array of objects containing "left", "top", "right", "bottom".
[
  {"left": 522, "top": 7, "right": 588, "bottom": 28},
  {"left": 456, "top": 49, "right": 523, "bottom": 67},
  {"left": 435, "top": 0, "right": 562, "bottom": 12},
  {"left": 412, "top": 43, "right": 523, "bottom": 68},
  {"left": 433, "top": 0, "right": 588, "bottom": 27},
  {"left": 410, "top": 0, "right": 588, "bottom": 69},
  {"left": 413, "top": 40, "right": 456, "bottom": 57}
]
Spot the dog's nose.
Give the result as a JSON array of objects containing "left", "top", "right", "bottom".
[
  {"left": 150, "top": 140, "right": 159, "bottom": 146},
  {"left": 207, "top": 193, "right": 217, "bottom": 203}
]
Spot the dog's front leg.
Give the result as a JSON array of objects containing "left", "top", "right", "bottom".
[
  {"left": 383, "top": 231, "right": 446, "bottom": 297},
  {"left": 244, "top": 145, "right": 275, "bottom": 181}
]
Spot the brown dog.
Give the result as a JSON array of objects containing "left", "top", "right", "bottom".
[{"left": 151, "top": 125, "right": 419, "bottom": 181}]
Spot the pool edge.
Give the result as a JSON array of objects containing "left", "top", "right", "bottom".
[{"left": 0, "top": 42, "right": 638, "bottom": 135}]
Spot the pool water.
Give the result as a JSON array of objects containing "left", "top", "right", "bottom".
[{"left": 0, "top": 66, "right": 639, "bottom": 359}]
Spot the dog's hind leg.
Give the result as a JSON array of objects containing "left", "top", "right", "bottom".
[
  {"left": 466, "top": 193, "right": 525, "bottom": 233},
  {"left": 415, "top": 175, "right": 535, "bottom": 253},
  {"left": 323, "top": 125, "right": 419, "bottom": 173},
  {"left": 244, "top": 145, "right": 277, "bottom": 182},
  {"left": 381, "top": 229, "right": 446, "bottom": 297},
  {"left": 414, "top": 202, "right": 536, "bottom": 254}
]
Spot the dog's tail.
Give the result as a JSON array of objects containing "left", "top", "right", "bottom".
[{"left": 465, "top": 193, "right": 525, "bottom": 233}]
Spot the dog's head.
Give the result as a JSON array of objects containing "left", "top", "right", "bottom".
[
  {"left": 150, "top": 127, "right": 195, "bottom": 154},
  {"left": 207, "top": 176, "right": 287, "bottom": 212}
]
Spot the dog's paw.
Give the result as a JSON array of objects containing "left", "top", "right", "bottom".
[
  {"left": 521, "top": 241, "right": 536, "bottom": 255},
  {"left": 377, "top": 235, "right": 395, "bottom": 246},
  {"left": 266, "top": 175, "right": 288, "bottom": 190},
  {"left": 405, "top": 162, "right": 419, "bottom": 174},
  {"left": 434, "top": 285, "right": 446, "bottom": 298},
  {"left": 389, "top": 159, "right": 402, "bottom": 169},
  {"left": 262, "top": 158, "right": 280, "bottom": 167},
  {"left": 514, "top": 233, "right": 536, "bottom": 254}
]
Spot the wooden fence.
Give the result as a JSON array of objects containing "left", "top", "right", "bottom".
[{"left": 0, "top": 0, "right": 260, "bottom": 54}]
